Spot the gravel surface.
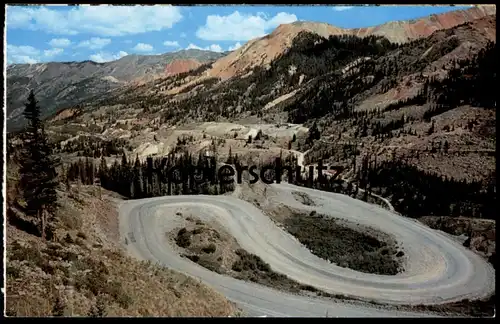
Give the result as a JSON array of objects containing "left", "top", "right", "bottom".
[{"left": 118, "top": 183, "right": 495, "bottom": 317}]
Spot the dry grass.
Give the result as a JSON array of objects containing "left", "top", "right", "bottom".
[{"left": 6, "top": 178, "right": 237, "bottom": 317}]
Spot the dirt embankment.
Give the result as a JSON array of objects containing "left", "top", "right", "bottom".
[
  {"left": 6, "top": 181, "right": 238, "bottom": 317},
  {"left": 419, "top": 216, "right": 495, "bottom": 267}
]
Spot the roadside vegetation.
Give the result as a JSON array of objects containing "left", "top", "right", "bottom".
[
  {"left": 283, "top": 211, "right": 403, "bottom": 275},
  {"left": 6, "top": 91, "right": 237, "bottom": 317}
]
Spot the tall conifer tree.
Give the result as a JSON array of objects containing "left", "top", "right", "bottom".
[{"left": 19, "top": 90, "right": 59, "bottom": 239}]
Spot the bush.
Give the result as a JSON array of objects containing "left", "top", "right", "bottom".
[
  {"left": 105, "top": 281, "right": 132, "bottom": 309},
  {"left": 6, "top": 265, "right": 21, "bottom": 279},
  {"left": 88, "top": 294, "right": 107, "bottom": 317},
  {"left": 233, "top": 249, "right": 271, "bottom": 272},
  {"left": 64, "top": 233, "right": 74, "bottom": 244},
  {"left": 176, "top": 228, "right": 191, "bottom": 248},
  {"left": 202, "top": 244, "right": 216, "bottom": 254}
]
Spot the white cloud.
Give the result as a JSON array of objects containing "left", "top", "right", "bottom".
[
  {"left": 180, "top": 32, "right": 187, "bottom": 38},
  {"left": 186, "top": 43, "right": 203, "bottom": 50},
  {"left": 48, "top": 38, "right": 71, "bottom": 47},
  {"left": 7, "top": 5, "right": 183, "bottom": 36},
  {"left": 7, "top": 44, "right": 39, "bottom": 57},
  {"left": 163, "top": 40, "right": 180, "bottom": 47},
  {"left": 9, "top": 56, "right": 38, "bottom": 64},
  {"left": 89, "top": 50, "right": 128, "bottom": 63},
  {"left": 207, "top": 44, "right": 223, "bottom": 52},
  {"left": 186, "top": 43, "right": 223, "bottom": 52},
  {"left": 7, "top": 44, "right": 66, "bottom": 64},
  {"left": 228, "top": 42, "right": 242, "bottom": 51},
  {"left": 132, "top": 43, "right": 154, "bottom": 52},
  {"left": 44, "top": 48, "right": 64, "bottom": 57},
  {"left": 77, "top": 37, "right": 111, "bottom": 50},
  {"left": 7, "top": 44, "right": 40, "bottom": 64},
  {"left": 332, "top": 6, "right": 354, "bottom": 12},
  {"left": 196, "top": 11, "right": 298, "bottom": 41}
]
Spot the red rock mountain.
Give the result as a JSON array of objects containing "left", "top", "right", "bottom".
[
  {"left": 164, "top": 59, "right": 203, "bottom": 76},
  {"left": 351, "top": 5, "right": 496, "bottom": 43},
  {"left": 207, "top": 5, "right": 496, "bottom": 80}
]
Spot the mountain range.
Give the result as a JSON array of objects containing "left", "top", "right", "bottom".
[
  {"left": 6, "top": 5, "right": 496, "bottom": 132},
  {"left": 6, "top": 49, "right": 227, "bottom": 130}
]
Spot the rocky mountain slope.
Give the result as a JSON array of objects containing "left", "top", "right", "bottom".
[
  {"left": 164, "top": 59, "right": 204, "bottom": 76},
  {"left": 6, "top": 49, "right": 226, "bottom": 131},
  {"left": 7, "top": 7, "right": 496, "bottom": 317},
  {"left": 90, "top": 14, "right": 495, "bottom": 127},
  {"left": 37, "top": 12, "right": 495, "bottom": 194},
  {"left": 351, "top": 5, "right": 496, "bottom": 43},
  {"left": 8, "top": 8, "right": 496, "bottom": 190},
  {"left": 205, "top": 5, "right": 495, "bottom": 80}
]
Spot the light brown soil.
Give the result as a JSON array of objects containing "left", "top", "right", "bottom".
[{"left": 6, "top": 183, "right": 238, "bottom": 317}]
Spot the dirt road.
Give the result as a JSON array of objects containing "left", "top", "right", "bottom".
[{"left": 119, "top": 183, "right": 494, "bottom": 317}]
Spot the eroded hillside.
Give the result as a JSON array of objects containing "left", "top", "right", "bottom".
[{"left": 6, "top": 49, "right": 226, "bottom": 131}]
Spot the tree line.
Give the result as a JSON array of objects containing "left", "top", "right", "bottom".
[
  {"left": 354, "top": 155, "right": 496, "bottom": 219},
  {"left": 65, "top": 150, "right": 235, "bottom": 199}
]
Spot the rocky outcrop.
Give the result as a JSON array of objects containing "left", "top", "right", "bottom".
[{"left": 50, "top": 107, "right": 82, "bottom": 122}]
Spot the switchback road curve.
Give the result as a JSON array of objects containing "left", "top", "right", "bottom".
[{"left": 118, "top": 183, "right": 495, "bottom": 317}]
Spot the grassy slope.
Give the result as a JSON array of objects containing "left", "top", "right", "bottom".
[{"left": 6, "top": 162, "right": 238, "bottom": 317}]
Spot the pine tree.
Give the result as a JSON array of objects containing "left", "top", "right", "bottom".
[
  {"left": 99, "top": 155, "right": 108, "bottom": 187},
  {"left": 52, "top": 295, "right": 66, "bottom": 316},
  {"left": 132, "top": 155, "right": 143, "bottom": 199},
  {"left": 307, "top": 121, "right": 320, "bottom": 144},
  {"left": 88, "top": 295, "right": 107, "bottom": 317},
  {"left": 226, "top": 147, "right": 233, "bottom": 164},
  {"left": 443, "top": 140, "right": 449, "bottom": 153},
  {"left": 19, "top": 90, "right": 59, "bottom": 240},
  {"left": 427, "top": 120, "right": 435, "bottom": 135}
]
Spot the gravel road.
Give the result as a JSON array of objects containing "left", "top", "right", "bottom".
[{"left": 118, "top": 183, "right": 495, "bottom": 317}]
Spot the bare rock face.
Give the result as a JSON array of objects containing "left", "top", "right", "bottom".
[
  {"left": 351, "top": 5, "right": 496, "bottom": 43},
  {"left": 208, "top": 5, "right": 496, "bottom": 80},
  {"left": 50, "top": 108, "right": 81, "bottom": 122},
  {"left": 208, "top": 22, "right": 349, "bottom": 80},
  {"left": 164, "top": 59, "right": 203, "bottom": 76}
]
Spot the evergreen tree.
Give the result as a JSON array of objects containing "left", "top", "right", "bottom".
[
  {"left": 427, "top": 120, "right": 435, "bottom": 135},
  {"left": 88, "top": 295, "right": 107, "bottom": 317},
  {"left": 52, "top": 295, "right": 66, "bottom": 316},
  {"left": 307, "top": 121, "right": 320, "bottom": 143},
  {"left": 19, "top": 91, "right": 59, "bottom": 240}
]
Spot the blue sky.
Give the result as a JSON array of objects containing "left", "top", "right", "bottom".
[{"left": 6, "top": 5, "right": 472, "bottom": 65}]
